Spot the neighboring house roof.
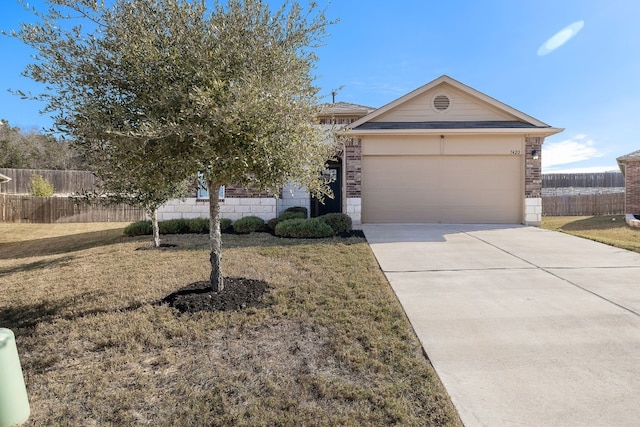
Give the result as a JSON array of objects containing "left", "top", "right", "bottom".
[
  {"left": 616, "top": 149, "right": 640, "bottom": 175},
  {"left": 617, "top": 149, "right": 640, "bottom": 163},
  {"left": 348, "top": 75, "right": 563, "bottom": 137},
  {"left": 0, "top": 173, "right": 11, "bottom": 184},
  {"left": 319, "top": 102, "right": 376, "bottom": 117}
]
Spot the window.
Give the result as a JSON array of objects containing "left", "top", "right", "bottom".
[{"left": 197, "top": 172, "right": 225, "bottom": 200}]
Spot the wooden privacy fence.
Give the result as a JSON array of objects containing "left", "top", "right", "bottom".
[
  {"left": 543, "top": 193, "right": 625, "bottom": 216},
  {"left": 0, "top": 195, "right": 145, "bottom": 223},
  {"left": 543, "top": 172, "right": 624, "bottom": 188}
]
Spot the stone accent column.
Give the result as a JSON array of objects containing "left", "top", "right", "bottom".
[{"left": 524, "top": 136, "right": 543, "bottom": 225}]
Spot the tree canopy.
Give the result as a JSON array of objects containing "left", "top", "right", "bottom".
[
  {"left": 12, "top": 0, "right": 336, "bottom": 290},
  {"left": 0, "top": 119, "right": 85, "bottom": 169}
]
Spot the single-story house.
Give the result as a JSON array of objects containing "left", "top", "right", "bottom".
[
  {"left": 616, "top": 149, "right": 640, "bottom": 226},
  {"left": 158, "top": 75, "right": 562, "bottom": 226}
]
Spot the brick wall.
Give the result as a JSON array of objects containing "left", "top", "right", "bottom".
[
  {"left": 624, "top": 161, "right": 640, "bottom": 214},
  {"left": 525, "top": 136, "right": 543, "bottom": 198},
  {"left": 345, "top": 137, "right": 362, "bottom": 198}
]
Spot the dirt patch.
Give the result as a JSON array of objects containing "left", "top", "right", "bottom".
[{"left": 160, "top": 277, "right": 271, "bottom": 313}]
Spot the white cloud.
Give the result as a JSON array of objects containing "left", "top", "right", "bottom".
[
  {"left": 537, "top": 21, "right": 585, "bottom": 56},
  {"left": 542, "top": 135, "right": 605, "bottom": 170}
]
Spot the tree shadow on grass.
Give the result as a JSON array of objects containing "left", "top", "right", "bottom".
[
  {"left": 559, "top": 215, "right": 627, "bottom": 232},
  {"left": 0, "top": 293, "right": 146, "bottom": 332},
  {"left": 0, "top": 229, "right": 130, "bottom": 259},
  {"left": 0, "top": 255, "right": 75, "bottom": 278}
]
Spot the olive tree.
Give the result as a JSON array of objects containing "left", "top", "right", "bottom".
[{"left": 11, "top": 0, "right": 335, "bottom": 291}]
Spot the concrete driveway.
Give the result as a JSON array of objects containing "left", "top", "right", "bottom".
[{"left": 363, "top": 224, "right": 640, "bottom": 427}]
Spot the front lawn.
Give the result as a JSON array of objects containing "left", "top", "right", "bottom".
[
  {"left": 541, "top": 215, "right": 640, "bottom": 253},
  {"left": 0, "top": 223, "right": 461, "bottom": 426}
]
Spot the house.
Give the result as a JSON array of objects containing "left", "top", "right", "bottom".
[
  {"left": 345, "top": 75, "right": 562, "bottom": 225},
  {"left": 616, "top": 149, "right": 640, "bottom": 227},
  {"left": 158, "top": 75, "right": 562, "bottom": 226}
]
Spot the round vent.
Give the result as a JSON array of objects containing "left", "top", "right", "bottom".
[{"left": 433, "top": 94, "right": 451, "bottom": 111}]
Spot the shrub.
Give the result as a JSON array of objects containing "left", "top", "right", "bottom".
[
  {"left": 233, "top": 216, "right": 265, "bottom": 234},
  {"left": 124, "top": 220, "right": 153, "bottom": 237},
  {"left": 320, "top": 213, "right": 352, "bottom": 235},
  {"left": 124, "top": 217, "right": 233, "bottom": 236},
  {"left": 267, "top": 217, "right": 280, "bottom": 231},
  {"left": 284, "top": 206, "right": 308, "bottom": 217},
  {"left": 29, "top": 174, "right": 55, "bottom": 196},
  {"left": 187, "top": 217, "right": 209, "bottom": 234},
  {"left": 267, "top": 210, "right": 307, "bottom": 231},
  {"left": 279, "top": 210, "right": 307, "bottom": 221},
  {"left": 220, "top": 218, "right": 233, "bottom": 233},
  {"left": 275, "top": 218, "right": 334, "bottom": 238},
  {"left": 159, "top": 218, "right": 190, "bottom": 234}
]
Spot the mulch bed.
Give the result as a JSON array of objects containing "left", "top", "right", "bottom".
[{"left": 160, "top": 278, "right": 271, "bottom": 314}]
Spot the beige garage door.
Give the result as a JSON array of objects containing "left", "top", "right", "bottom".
[{"left": 362, "top": 155, "right": 522, "bottom": 223}]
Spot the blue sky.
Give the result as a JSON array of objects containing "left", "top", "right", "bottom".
[{"left": 2, "top": 0, "right": 639, "bottom": 173}]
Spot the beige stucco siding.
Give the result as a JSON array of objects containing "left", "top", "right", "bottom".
[
  {"left": 372, "top": 83, "right": 517, "bottom": 123},
  {"left": 362, "top": 155, "right": 522, "bottom": 223},
  {"left": 362, "top": 135, "right": 524, "bottom": 156}
]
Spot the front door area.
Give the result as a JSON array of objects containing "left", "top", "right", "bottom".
[{"left": 310, "top": 161, "right": 342, "bottom": 217}]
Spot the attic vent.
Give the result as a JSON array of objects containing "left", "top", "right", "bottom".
[{"left": 433, "top": 95, "right": 451, "bottom": 111}]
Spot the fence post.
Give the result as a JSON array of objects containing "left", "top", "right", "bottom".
[{"left": 0, "top": 329, "right": 30, "bottom": 427}]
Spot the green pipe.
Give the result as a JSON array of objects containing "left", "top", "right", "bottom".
[{"left": 0, "top": 329, "right": 30, "bottom": 427}]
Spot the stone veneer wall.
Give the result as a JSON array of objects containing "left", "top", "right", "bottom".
[
  {"left": 623, "top": 161, "right": 640, "bottom": 214},
  {"left": 157, "top": 198, "right": 276, "bottom": 221},
  {"left": 277, "top": 182, "right": 311, "bottom": 216},
  {"left": 524, "top": 136, "right": 544, "bottom": 225},
  {"left": 157, "top": 181, "right": 311, "bottom": 222}
]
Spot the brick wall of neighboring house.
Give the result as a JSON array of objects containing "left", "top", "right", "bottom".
[{"left": 624, "top": 161, "right": 640, "bottom": 214}]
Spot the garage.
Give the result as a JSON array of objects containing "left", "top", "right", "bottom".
[
  {"left": 343, "top": 75, "right": 563, "bottom": 226},
  {"left": 362, "top": 155, "right": 521, "bottom": 223}
]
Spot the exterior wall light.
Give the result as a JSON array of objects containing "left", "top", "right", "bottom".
[{"left": 531, "top": 150, "right": 539, "bottom": 160}]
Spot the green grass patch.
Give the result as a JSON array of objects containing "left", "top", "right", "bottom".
[
  {"left": 0, "top": 223, "right": 461, "bottom": 426},
  {"left": 542, "top": 215, "right": 640, "bottom": 253}
]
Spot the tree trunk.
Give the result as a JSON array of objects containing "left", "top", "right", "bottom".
[
  {"left": 151, "top": 207, "right": 160, "bottom": 248},
  {"left": 208, "top": 181, "right": 224, "bottom": 292}
]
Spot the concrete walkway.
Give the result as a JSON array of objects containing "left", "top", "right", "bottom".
[{"left": 363, "top": 224, "right": 640, "bottom": 427}]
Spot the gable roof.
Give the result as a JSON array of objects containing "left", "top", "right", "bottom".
[{"left": 348, "top": 75, "right": 563, "bottom": 136}]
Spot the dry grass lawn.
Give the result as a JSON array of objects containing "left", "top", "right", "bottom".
[
  {"left": 0, "top": 223, "right": 461, "bottom": 426},
  {"left": 542, "top": 215, "right": 640, "bottom": 253}
]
